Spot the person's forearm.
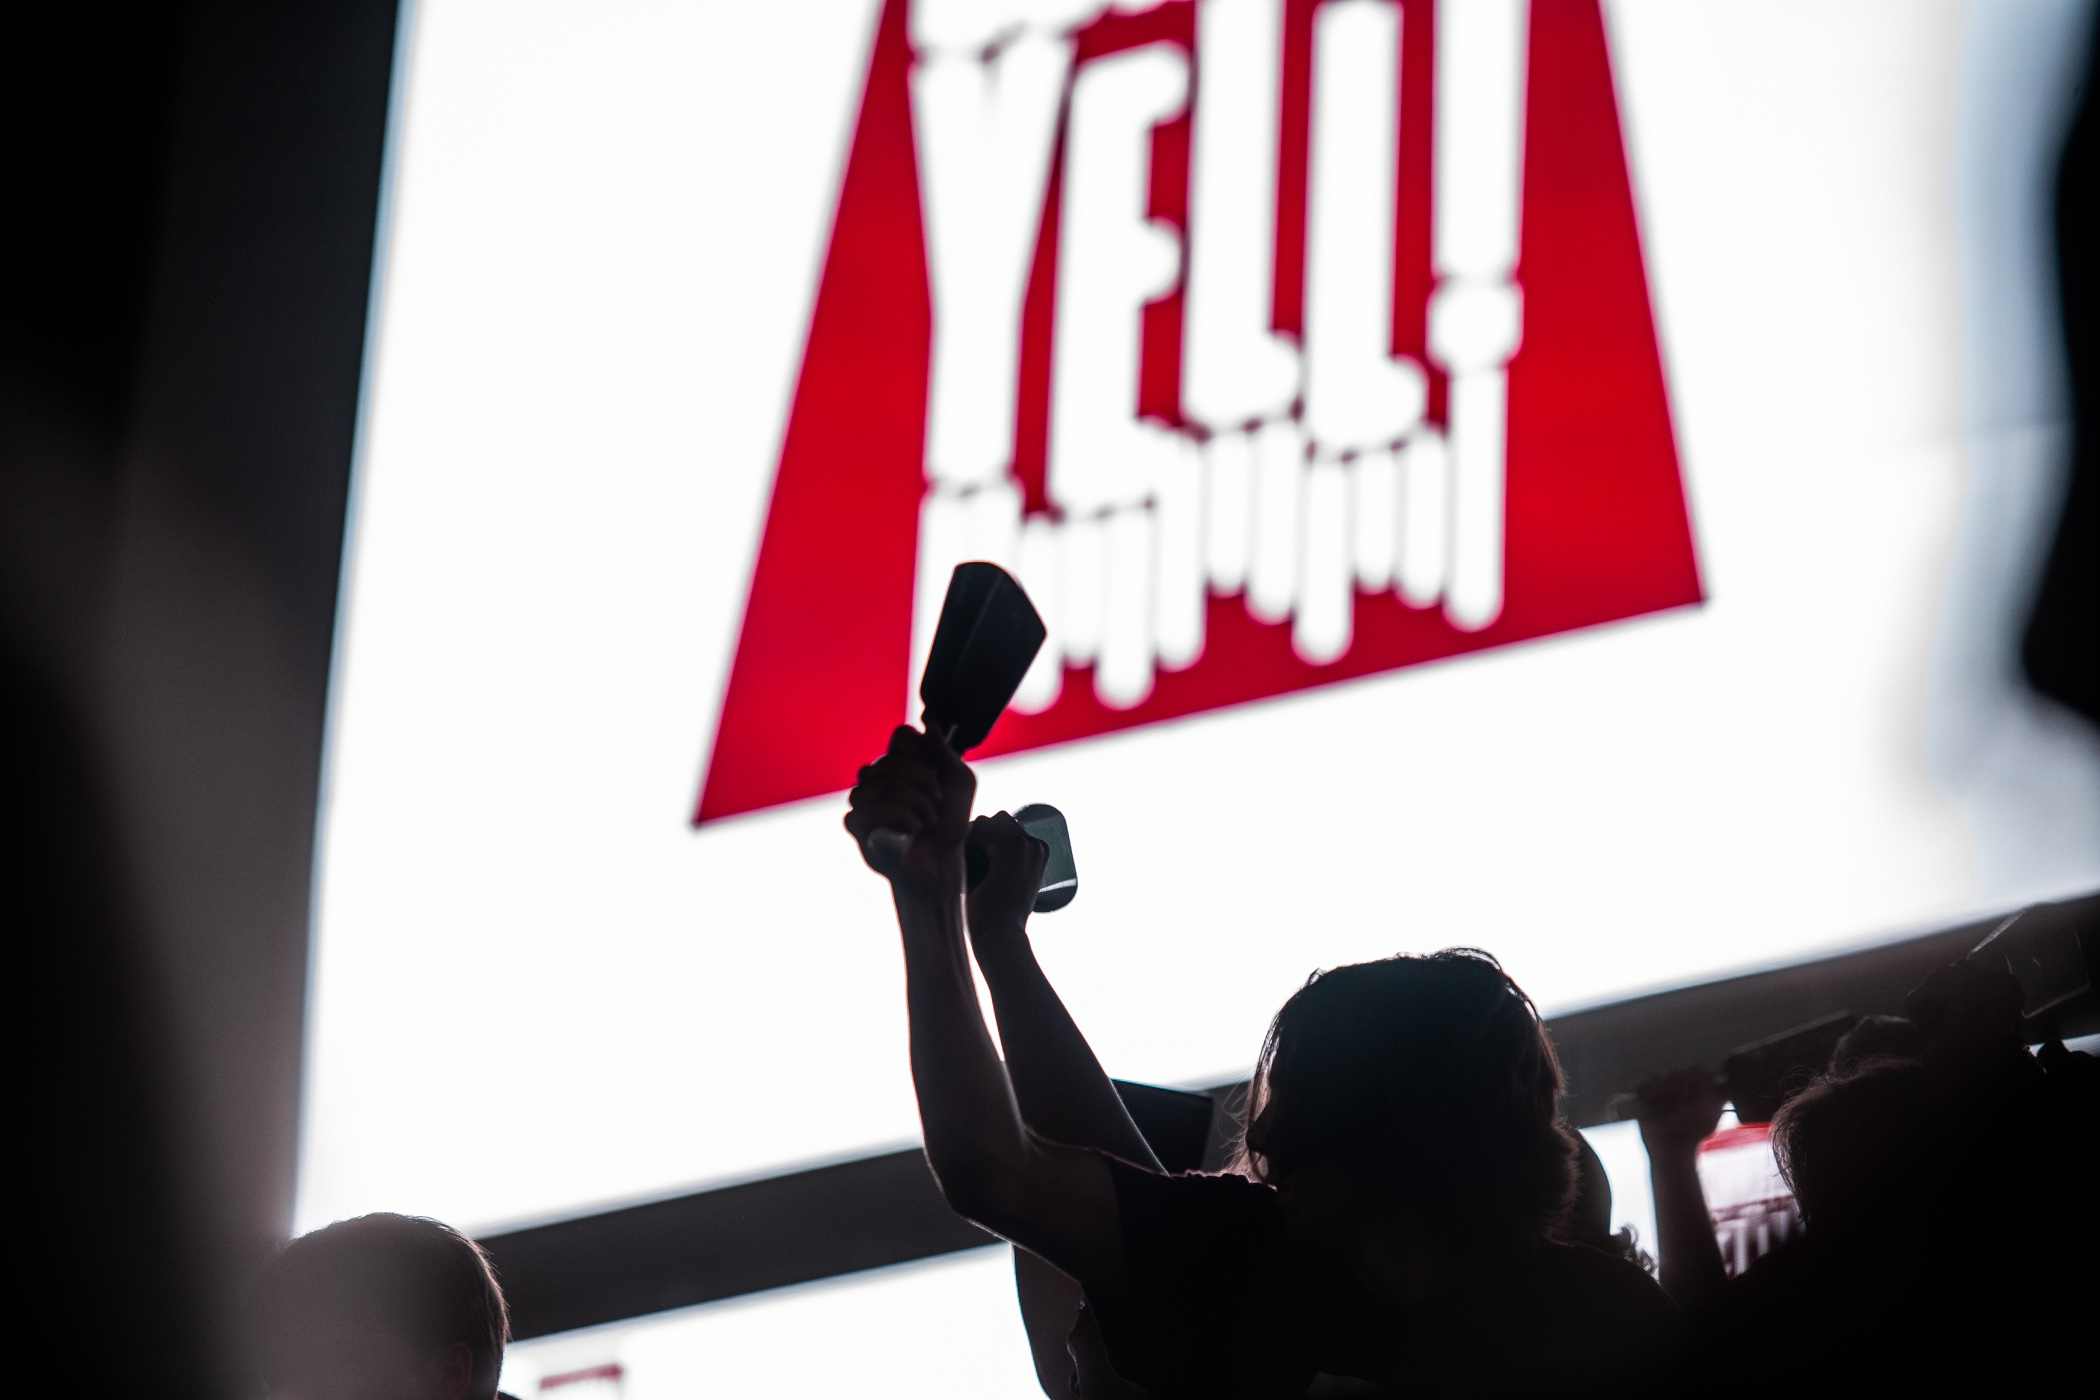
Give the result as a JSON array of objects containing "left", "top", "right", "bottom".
[
  {"left": 895, "top": 878, "right": 1037, "bottom": 1223},
  {"left": 1649, "top": 1148, "right": 1726, "bottom": 1311},
  {"left": 970, "top": 910, "right": 1155, "bottom": 1400},
  {"left": 971, "top": 926, "right": 1160, "bottom": 1170}
]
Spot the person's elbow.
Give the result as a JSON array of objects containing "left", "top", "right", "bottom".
[{"left": 927, "top": 1132, "right": 1038, "bottom": 1236}]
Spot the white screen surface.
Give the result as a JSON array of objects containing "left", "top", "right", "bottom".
[{"left": 299, "top": 0, "right": 2100, "bottom": 1236}]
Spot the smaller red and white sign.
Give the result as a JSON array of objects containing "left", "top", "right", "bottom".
[{"left": 1697, "top": 1123, "right": 1800, "bottom": 1279}]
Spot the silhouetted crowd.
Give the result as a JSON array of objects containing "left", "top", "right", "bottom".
[
  {"left": 1629, "top": 971, "right": 2096, "bottom": 1396},
  {"left": 251, "top": 728, "right": 2095, "bottom": 1399}
]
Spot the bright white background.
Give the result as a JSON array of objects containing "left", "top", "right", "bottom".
[{"left": 300, "top": 0, "right": 2100, "bottom": 1275}]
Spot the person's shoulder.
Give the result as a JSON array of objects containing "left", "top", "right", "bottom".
[
  {"left": 1087, "top": 1162, "right": 1299, "bottom": 1399},
  {"left": 1102, "top": 1159, "right": 1270, "bottom": 1193},
  {"left": 1520, "top": 1242, "right": 1683, "bottom": 1393},
  {"left": 1175, "top": 1166, "right": 1279, "bottom": 1200},
  {"left": 1532, "top": 1242, "right": 1680, "bottom": 1335},
  {"left": 1538, "top": 1239, "right": 1663, "bottom": 1288},
  {"left": 1100, "top": 1159, "right": 1282, "bottom": 1262},
  {"left": 1100, "top": 1156, "right": 1278, "bottom": 1209},
  {"left": 1546, "top": 1239, "right": 1671, "bottom": 1289}
]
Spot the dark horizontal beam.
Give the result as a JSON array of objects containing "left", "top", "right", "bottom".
[
  {"left": 483, "top": 896, "right": 2095, "bottom": 1340},
  {"left": 1553, "top": 892, "right": 2095, "bottom": 1127},
  {"left": 1553, "top": 912, "right": 1983, "bottom": 1126},
  {"left": 482, "top": 1078, "right": 1217, "bottom": 1341},
  {"left": 482, "top": 1147, "right": 994, "bottom": 1341}
]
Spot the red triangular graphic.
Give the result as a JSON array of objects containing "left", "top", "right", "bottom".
[
  {"left": 698, "top": 0, "right": 1700, "bottom": 825},
  {"left": 696, "top": 0, "right": 928, "bottom": 824}
]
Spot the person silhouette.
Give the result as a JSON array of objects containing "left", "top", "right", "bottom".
[
  {"left": 249, "top": 1213, "right": 510, "bottom": 1400},
  {"left": 846, "top": 726, "right": 1679, "bottom": 1398}
]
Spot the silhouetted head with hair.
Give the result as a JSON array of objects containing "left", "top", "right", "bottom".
[
  {"left": 1829, "top": 1014, "right": 1928, "bottom": 1075},
  {"left": 1239, "top": 950, "right": 1576, "bottom": 1263},
  {"left": 1772, "top": 1060, "right": 1940, "bottom": 1235},
  {"left": 251, "top": 1213, "right": 509, "bottom": 1400}
]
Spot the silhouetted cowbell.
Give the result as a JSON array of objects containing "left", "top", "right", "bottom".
[
  {"left": 862, "top": 564, "right": 1054, "bottom": 891},
  {"left": 918, "top": 562, "right": 1047, "bottom": 752}
]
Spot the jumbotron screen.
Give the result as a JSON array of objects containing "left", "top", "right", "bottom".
[{"left": 297, "top": 0, "right": 2100, "bottom": 1235}]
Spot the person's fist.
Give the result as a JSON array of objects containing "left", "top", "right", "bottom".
[
  {"left": 1633, "top": 1064, "right": 1726, "bottom": 1159},
  {"left": 844, "top": 726, "right": 977, "bottom": 889},
  {"left": 964, "top": 812, "right": 1050, "bottom": 944}
]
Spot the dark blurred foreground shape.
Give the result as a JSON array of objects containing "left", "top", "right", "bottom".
[
  {"left": 4, "top": 3, "right": 400, "bottom": 1394},
  {"left": 2026, "top": 11, "right": 2100, "bottom": 723}
]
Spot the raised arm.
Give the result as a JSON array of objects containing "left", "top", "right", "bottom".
[
  {"left": 965, "top": 812, "right": 1160, "bottom": 1170},
  {"left": 964, "top": 813, "right": 1161, "bottom": 1397},
  {"left": 1633, "top": 1065, "right": 1728, "bottom": 1313},
  {"left": 844, "top": 727, "right": 1125, "bottom": 1291}
]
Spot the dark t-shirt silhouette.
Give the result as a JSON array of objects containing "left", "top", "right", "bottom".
[{"left": 1087, "top": 1156, "right": 1680, "bottom": 1400}]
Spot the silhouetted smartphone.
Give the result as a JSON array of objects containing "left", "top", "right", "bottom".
[
  {"left": 962, "top": 803, "right": 1078, "bottom": 914},
  {"left": 1015, "top": 803, "right": 1076, "bottom": 912}
]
